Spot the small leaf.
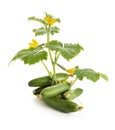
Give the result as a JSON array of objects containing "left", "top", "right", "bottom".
[
  {"left": 28, "top": 16, "right": 46, "bottom": 25},
  {"left": 60, "top": 44, "right": 84, "bottom": 61},
  {"left": 98, "top": 73, "right": 108, "bottom": 81},
  {"left": 74, "top": 68, "right": 100, "bottom": 82},
  {"left": 11, "top": 46, "right": 47, "bottom": 65},
  {"left": 55, "top": 18, "right": 61, "bottom": 23},
  {"left": 50, "top": 26, "right": 60, "bottom": 35},
  {"left": 46, "top": 40, "right": 63, "bottom": 51},
  {"left": 33, "top": 27, "right": 46, "bottom": 36}
]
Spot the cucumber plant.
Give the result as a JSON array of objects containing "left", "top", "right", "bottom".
[{"left": 10, "top": 12, "right": 108, "bottom": 113}]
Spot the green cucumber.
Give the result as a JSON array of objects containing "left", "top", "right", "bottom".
[
  {"left": 63, "top": 88, "right": 83, "bottom": 100},
  {"left": 33, "top": 86, "right": 46, "bottom": 95},
  {"left": 55, "top": 73, "right": 69, "bottom": 81},
  {"left": 41, "top": 83, "right": 70, "bottom": 98},
  {"left": 43, "top": 97, "right": 80, "bottom": 113},
  {"left": 28, "top": 76, "right": 52, "bottom": 87},
  {"left": 28, "top": 73, "right": 69, "bottom": 87}
]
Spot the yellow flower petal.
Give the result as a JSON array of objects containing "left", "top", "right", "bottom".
[
  {"left": 67, "top": 68, "right": 76, "bottom": 74},
  {"left": 44, "top": 16, "right": 56, "bottom": 25},
  {"left": 29, "top": 39, "right": 39, "bottom": 48}
]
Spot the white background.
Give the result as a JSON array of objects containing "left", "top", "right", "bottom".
[{"left": 0, "top": 0, "right": 115, "bottom": 130}]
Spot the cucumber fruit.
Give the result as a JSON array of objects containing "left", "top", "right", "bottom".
[
  {"left": 43, "top": 97, "right": 80, "bottom": 113},
  {"left": 63, "top": 88, "right": 83, "bottom": 100},
  {"left": 28, "top": 73, "right": 69, "bottom": 87},
  {"left": 33, "top": 86, "right": 46, "bottom": 95},
  {"left": 28, "top": 76, "right": 52, "bottom": 87},
  {"left": 41, "top": 82, "right": 70, "bottom": 98}
]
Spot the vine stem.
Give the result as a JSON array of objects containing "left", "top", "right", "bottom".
[
  {"left": 55, "top": 52, "right": 61, "bottom": 64},
  {"left": 41, "top": 60, "right": 52, "bottom": 78},
  {"left": 47, "top": 25, "right": 57, "bottom": 82},
  {"left": 71, "top": 77, "right": 77, "bottom": 86}
]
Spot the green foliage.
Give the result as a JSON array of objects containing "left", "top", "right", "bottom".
[
  {"left": 28, "top": 16, "right": 46, "bottom": 25},
  {"left": 55, "top": 18, "right": 61, "bottom": 23},
  {"left": 46, "top": 40, "right": 63, "bottom": 51},
  {"left": 47, "top": 41, "right": 84, "bottom": 60},
  {"left": 61, "top": 44, "right": 84, "bottom": 60},
  {"left": 74, "top": 68, "right": 108, "bottom": 82},
  {"left": 50, "top": 26, "right": 60, "bottom": 35},
  {"left": 98, "top": 73, "right": 108, "bottom": 81},
  {"left": 32, "top": 26, "right": 60, "bottom": 36},
  {"left": 11, "top": 45, "right": 47, "bottom": 65},
  {"left": 33, "top": 27, "right": 46, "bottom": 36}
]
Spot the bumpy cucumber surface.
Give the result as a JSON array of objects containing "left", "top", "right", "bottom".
[
  {"left": 33, "top": 86, "right": 46, "bottom": 95},
  {"left": 43, "top": 97, "right": 79, "bottom": 113},
  {"left": 55, "top": 73, "right": 69, "bottom": 81},
  {"left": 41, "top": 83, "right": 70, "bottom": 98},
  {"left": 28, "top": 73, "right": 69, "bottom": 87},
  {"left": 63, "top": 88, "right": 83, "bottom": 100},
  {"left": 28, "top": 76, "right": 52, "bottom": 87}
]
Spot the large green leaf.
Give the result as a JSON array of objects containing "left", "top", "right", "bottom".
[
  {"left": 60, "top": 44, "right": 84, "bottom": 60},
  {"left": 11, "top": 46, "right": 47, "bottom": 65},
  {"left": 50, "top": 26, "right": 60, "bottom": 35},
  {"left": 74, "top": 68, "right": 108, "bottom": 82},
  {"left": 33, "top": 27, "right": 46, "bottom": 36},
  {"left": 47, "top": 41, "right": 83, "bottom": 60},
  {"left": 74, "top": 68, "right": 100, "bottom": 82}
]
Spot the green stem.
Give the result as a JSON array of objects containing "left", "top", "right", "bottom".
[
  {"left": 47, "top": 25, "right": 57, "bottom": 83},
  {"left": 53, "top": 53, "right": 61, "bottom": 81},
  {"left": 41, "top": 60, "right": 52, "bottom": 78},
  {"left": 55, "top": 52, "right": 61, "bottom": 63},
  {"left": 71, "top": 77, "right": 77, "bottom": 86},
  {"left": 57, "top": 63, "right": 67, "bottom": 71}
]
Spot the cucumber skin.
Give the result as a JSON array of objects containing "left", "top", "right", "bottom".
[
  {"left": 55, "top": 73, "right": 69, "bottom": 81},
  {"left": 63, "top": 88, "right": 83, "bottom": 100},
  {"left": 28, "top": 73, "right": 69, "bottom": 87},
  {"left": 41, "top": 83, "right": 70, "bottom": 98},
  {"left": 33, "top": 87, "right": 46, "bottom": 95},
  {"left": 28, "top": 76, "right": 52, "bottom": 87},
  {"left": 43, "top": 97, "right": 79, "bottom": 113}
]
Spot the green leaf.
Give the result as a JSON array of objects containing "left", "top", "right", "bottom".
[
  {"left": 50, "top": 26, "right": 60, "bottom": 35},
  {"left": 60, "top": 44, "right": 84, "bottom": 61},
  {"left": 11, "top": 46, "right": 47, "bottom": 65},
  {"left": 74, "top": 68, "right": 100, "bottom": 82},
  {"left": 33, "top": 27, "right": 46, "bottom": 36},
  {"left": 98, "top": 73, "right": 108, "bottom": 81},
  {"left": 55, "top": 18, "right": 61, "bottom": 23},
  {"left": 44, "top": 12, "right": 53, "bottom": 18},
  {"left": 46, "top": 40, "right": 63, "bottom": 51},
  {"left": 28, "top": 16, "right": 46, "bottom": 25},
  {"left": 47, "top": 41, "right": 83, "bottom": 61}
]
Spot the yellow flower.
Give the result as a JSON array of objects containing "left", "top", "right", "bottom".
[
  {"left": 44, "top": 16, "right": 56, "bottom": 25},
  {"left": 67, "top": 68, "right": 76, "bottom": 74},
  {"left": 29, "top": 39, "right": 39, "bottom": 48}
]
